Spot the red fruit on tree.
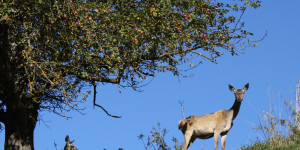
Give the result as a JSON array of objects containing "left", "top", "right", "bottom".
[
  {"left": 134, "top": 38, "right": 138, "bottom": 44},
  {"left": 199, "top": 34, "right": 207, "bottom": 38},
  {"left": 84, "top": 8, "right": 88, "bottom": 11}
]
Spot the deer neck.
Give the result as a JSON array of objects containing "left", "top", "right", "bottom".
[{"left": 229, "top": 100, "right": 241, "bottom": 120}]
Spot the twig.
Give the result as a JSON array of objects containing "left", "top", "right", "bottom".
[
  {"left": 93, "top": 103, "right": 121, "bottom": 118},
  {"left": 179, "top": 100, "right": 185, "bottom": 119},
  {"left": 93, "top": 83, "right": 121, "bottom": 118}
]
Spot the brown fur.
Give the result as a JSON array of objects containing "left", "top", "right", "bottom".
[
  {"left": 178, "top": 114, "right": 194, "bottom": 134},
  {"left": 179, "top": 83, "right": 249, "bottom": 150}
]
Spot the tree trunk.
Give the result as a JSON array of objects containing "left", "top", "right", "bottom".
[
  {"left": 4, "top": 103, "right": 38, "bottom": 150},
  {"left": 0, "top": 23, "right": 38, "bottom": 150}
]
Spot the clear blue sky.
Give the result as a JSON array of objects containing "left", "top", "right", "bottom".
[{"left": 1, "top": 1, "right": 300, "bottom": 150}]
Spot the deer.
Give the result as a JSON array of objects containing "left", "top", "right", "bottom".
[
  {"left": 178, "top": 83, "right": 249, "bottom": 150},
  {"left": 64, "top": 135, "right": 78, "bottom": 150}
]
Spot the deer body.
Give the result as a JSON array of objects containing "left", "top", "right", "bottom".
[{"left": 179, "top": 83, "right": 249, "bottom": 150}]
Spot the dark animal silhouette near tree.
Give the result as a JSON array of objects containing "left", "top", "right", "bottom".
[
  {"left": 64, "top": 135, "right": 78, "bottom": 150},
  {"left": 178, "top": 83, "right": 249, "bottom": 150}
]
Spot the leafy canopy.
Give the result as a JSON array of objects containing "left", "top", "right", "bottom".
[{"left": 0, "top": 0, "right": 261, "bottom": 116}]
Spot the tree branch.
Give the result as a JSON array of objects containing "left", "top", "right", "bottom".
[
  {"left": 92, "top": 77, "right": 121, "bottom": 84},
  {"left": 0, "top": 109, "right": 7, "bottom": 124},
  {"left": 92, "top": 83, "right": 121, "bottom": 118}
]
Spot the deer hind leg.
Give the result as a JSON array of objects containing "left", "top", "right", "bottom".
[
  {"left": 221, "top": 133, "right": 227, "bottom": 150},
  {"left": 187, "top": 136, "right": 196, "bottom": 148},
  {"left": 181, "top": 130, "right": 193, "bottom": 150},
  {"left": 214, "top": 132, "right": 220, "bottom": 150}
]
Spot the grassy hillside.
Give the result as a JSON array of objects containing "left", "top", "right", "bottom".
[
  {"left": 241, "top": 133, "right": 300, "bottom": 150},
  {"left": 241, "top": 85, "right": 300, "bottom": 150}
]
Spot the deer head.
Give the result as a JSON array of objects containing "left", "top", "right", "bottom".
[
  {"left": 229, "top": 83, "right": 249, "bottom": 102},
  {"left": 64, "top": 135, "right": 78, "bottom": 150}
]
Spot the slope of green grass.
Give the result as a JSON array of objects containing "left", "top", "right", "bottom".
[
  {"left": 241, "top": 137, "right": 300, "bottom": 150},
  {"left": 241, "top": 85, "right": 300, "bottom": 150}
]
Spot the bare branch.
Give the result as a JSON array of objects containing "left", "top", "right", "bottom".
[
  {"left": 191, "top": 50, "right": 217, "bottom": 63},
  {"left": 179, "top": 100, "right": 185, "bottom": 119},
  {"left": 93, "top": 83, "right": 121, "bottom": 118},
  {"left": 93, "top": 103, "right": 121, "bottom": 118}
]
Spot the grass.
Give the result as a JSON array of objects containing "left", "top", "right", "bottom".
[
  {"left": 241, "top": 84, "right": 300, "bottom": 150},
  {"left": 241, "top": 134, "right": 300, "bottom": 150}
]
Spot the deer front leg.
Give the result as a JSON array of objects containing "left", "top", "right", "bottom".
[
  {"left": 181, "top": 130, "right": 193, "bottom": 150},
  {"left": 221, "top": 133, "right": 227, "bottom": 150},
  {"left": 214, "top": 132, "right": 220, "bottom": 150}
]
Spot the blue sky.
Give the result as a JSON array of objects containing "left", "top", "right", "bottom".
[{"left": 1, "top": 1, "right": 300, "bottom": 150}]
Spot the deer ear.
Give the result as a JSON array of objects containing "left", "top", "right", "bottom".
[
  {"left": 243, "top": 83, "right": 249, "bottom": 91},
  {"left": 65, "top": 135, "right": 70, "bottom": 142},
  {"left": 229, "top": 84, "right": 235, "bottom": 91}
]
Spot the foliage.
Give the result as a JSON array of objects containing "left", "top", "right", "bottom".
[
  {"left": 138, "top": 122, "right": 181, "bottom": 150},
  {"left": 241, "top": 86, "right": 300, "bottom": 150},
  {"left": 0, "top": 0, "right": 262, "bottom": 117}
]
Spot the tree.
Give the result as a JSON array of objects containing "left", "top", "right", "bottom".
[{"left": 0, "top": 0, "right": 261, "bottom": 149}]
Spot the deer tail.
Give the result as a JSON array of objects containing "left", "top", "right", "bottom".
[{"left": 178, "top": 119, "right": 187, "bottom": 130}]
